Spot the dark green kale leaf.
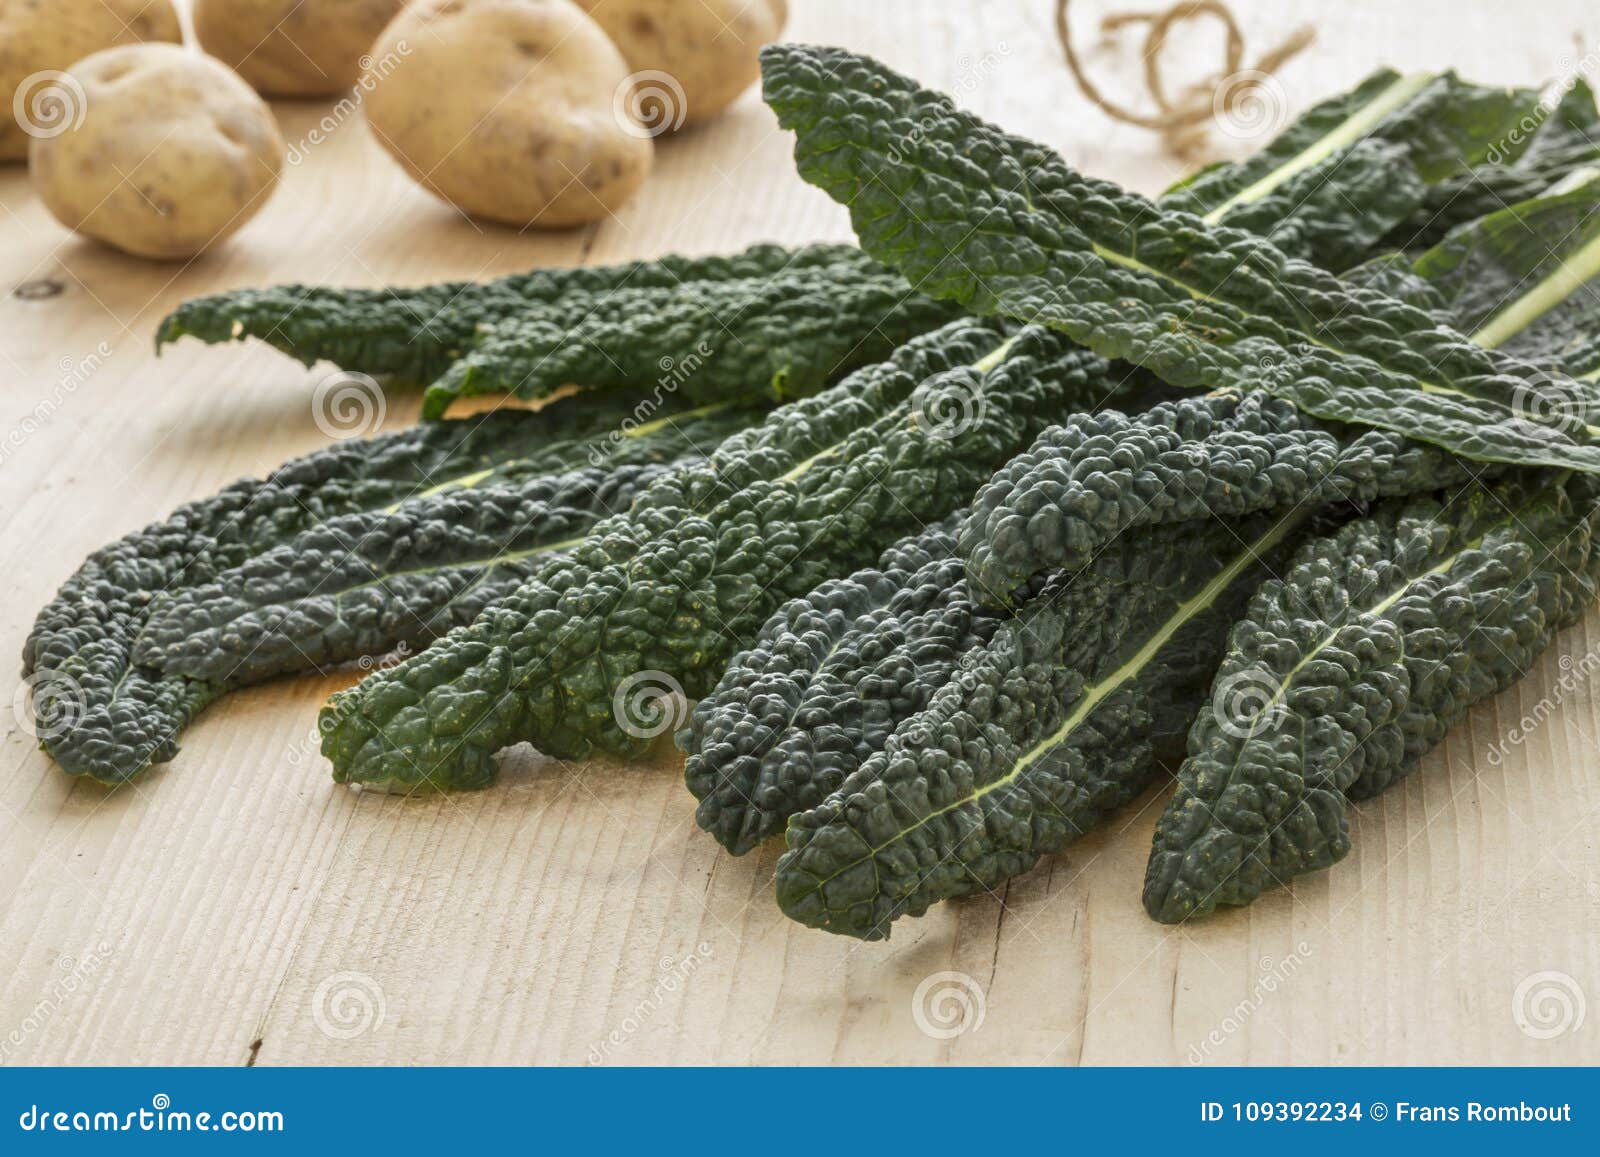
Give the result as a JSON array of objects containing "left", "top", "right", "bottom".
[
  {"left": 132, "top": 402, "right": 763, "bottom": 688},
  {"left": 678, "top": 98, "right": 1515, "bottom": 861},
  {"left": 680, "top": 520, "right": 995, "bottom": 855},
  {"left": 760, "top": 44, "right": 1600, "bottom": 473},
  {"left": 705, "top": 172, "right": 1600, "bottom": 915},
  {"left": 317, "top": 322, "right": 1127, "bottom": 791},
  {"left": 958, "top": 391, "right": 1480, "bottom": 604},
  {"left": 156, "top": 243, "right": 882, "bottom": 386},
  {"left": 1143, "top": 472, "right": 1600, "bottom": 922},
  {"left": 419, "top": 254, "right": 964, "bottom": 418},
  {"left": 24, "top": 394, "right": 761, "bottom": 784},
  {"left": 1162, "top": 70, "right": 1425, "bottom": 269},
  {"left": 1124, "top": 177, "right": 1600, "bottom": 923},
  {"left": 960, "top": 172, "right": 1600, "bottom": 606},
  {"left": 1335, "top": 252, "right": 1452, "bottom": 316},
  {"left": 1164, "top": 69, "right": 1577, "bottom": 271},
  {"left": 775, "top": 512, "right": 1307, "bottom": 940},
  {"left": 1192, "top": 136, "right": 1424, "bottom": 273},
  {"left": 1387, "top": 78, "right": 1600, "bottom": 251},
  {"left": 1410, "top": 168, "right": 1600, "bottom": 371}
]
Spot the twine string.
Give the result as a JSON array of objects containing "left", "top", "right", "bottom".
[{"left": 1054, "top": 0, "right": 1315, "bottom": 161}]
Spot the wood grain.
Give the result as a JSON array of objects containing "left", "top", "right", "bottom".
[{"left": 2, "top": 0, "right": 1598, "bottom": 1066}]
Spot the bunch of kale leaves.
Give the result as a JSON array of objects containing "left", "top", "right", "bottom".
[{"left": 27, "top": 49, "right": 1600, "bottom": 939}]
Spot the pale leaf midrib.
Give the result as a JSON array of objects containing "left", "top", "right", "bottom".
[
  {"left": 800, "top": 508, "right": 1311, "bottom": 893},
  {"left": 1202, "top": 72, "right": 1436, "bottom": 222}
]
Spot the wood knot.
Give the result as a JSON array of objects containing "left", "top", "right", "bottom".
[{"left": 13, "top": 278, "right": 65, "bottom": 301}]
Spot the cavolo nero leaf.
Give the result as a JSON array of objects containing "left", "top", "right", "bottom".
[
  {"left": 156, "top": 243, "right": 857, "bottom": 382},
  {"left": 156, "top": 242, "right": 964, "bottom": 418},
  {"left": 1162, "top": 69, "right": 1429, "bottom": 250},
  {"left": 132, "top": 402, "right": 765, "bottom": 688},
  {"left": 1164, "top": 69, "right": 1587, "bottom": 271},
  {"left": 957, "top": 391, "right": 1480, "bottom": 604},
  {"left": 419, "top": 253, "right": 963, "bottom": 419},
  {"left": 767, "top": 378, "right": 1492, "bottom": 938},
  {"left": 25, "top": 394, "right": 764, "bottom": 783},
  {"left": 1410, "top": 167, "right": 1600, "bottom": 370},
  {"left": 762, "top": 173, "right": 1600, "bottom": 936},
  {"left": 1131, "top": 174, "right": 1600, "bottom": 922},
  {"left": 759, "top": 43, "right": 1600, "bottom": 473},
  {"left": 1386, "top": 77, "right": 1600, "bottom": 251},
  {"left": 675, "top": 99, "right": 1517, "bottom": 860},
  {"left": 316, "top": 322, "right": 1124, "bottom": 790},
  {"left": 1334, "top": 252, "right": 1452, "bottom": 317},
  {"left": 682, "top": 388, "right": 1473, "bottom": 862},
  {"left": 681, "top": 519, "right": 991, "bottom": 856},
  {"left": 1143, "top": 471, "right": 1600, "bottom": 922},
  {"left": 775, "top": 512, "right": 1308, "bottom": 939}
]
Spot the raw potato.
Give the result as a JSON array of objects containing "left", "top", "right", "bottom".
[
  {"left": 575, "top": 0, "right": 786, "bottom": 128},
  {"left": 0, "top": 0, "right": 181, "bottom": 161},
  {"left": 193, "top": 0, "right": 409, "bottom": 97},
  {"left": 29, "top": 44, "right": 285, "bottom": 259},
  {"left": 364, "top": 0, "right": 652, "bottom": 228}
]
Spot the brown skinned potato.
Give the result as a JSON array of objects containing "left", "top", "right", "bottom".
[
  {"left": 0, "top": 0, "right": 181, "bottom": 161},
  {"left": 29, "top": 44, "right": 285, "bottom": 260},
  {"left": 193, "top": 0, "right": 409, "bottom": 98},
  {"left": 363, "top": 0, "right": 652, "bottom": 228},
  {"left": 574, "top": 0, "right": 786, "bottom": 129}
]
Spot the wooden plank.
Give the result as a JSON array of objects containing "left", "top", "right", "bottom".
[{"left": 2, "top": 0, "right": 1598, "bottom": 1066}]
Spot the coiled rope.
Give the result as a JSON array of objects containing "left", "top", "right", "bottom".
[{"left": 1054, "top": 0, "right": 1315, "bottom": 161}]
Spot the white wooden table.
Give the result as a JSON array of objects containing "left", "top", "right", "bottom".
[{"left": 2, "top": 0, "right": 1598, "bottom": 1065}]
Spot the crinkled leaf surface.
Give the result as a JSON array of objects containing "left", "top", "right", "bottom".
[
  {"left": 1144, "top": 472, "right": 1600, "bottom": 921},
  {"left": 317, "top": 322, "right": 1129, "bottom": 790},
  {"left": 1387, "top": 78, "right": 1600, "bottom": 250},
  {"left": 760, "top": 43, "right": 1600, "bottom": 472},
  {"left": 420, "top": 254, "right": 963, "bottom": 418},
  {"left": 959, "top": 391, "right": 1479, "bottom": 603},
  {"left": 156, "top": 243, "right": 909, "bottom": 388},
  {"left": 25, "top": 394, "right": 760, "bottom": 783},
  {"left": 1165, "top": 69, "right": 1574, "bottom": 271},
  {"left": 775, "top": 513, "right": 1305, "bottom": 939},
  {"left": 680, "top": 519, "right": 992, "bottom": 855},
  {"left": 1413, "top": 169, "right": 1600, "bottom": 371},
  {"left": 763, "top": 163, "right": 1600, "bottom": 935}
]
